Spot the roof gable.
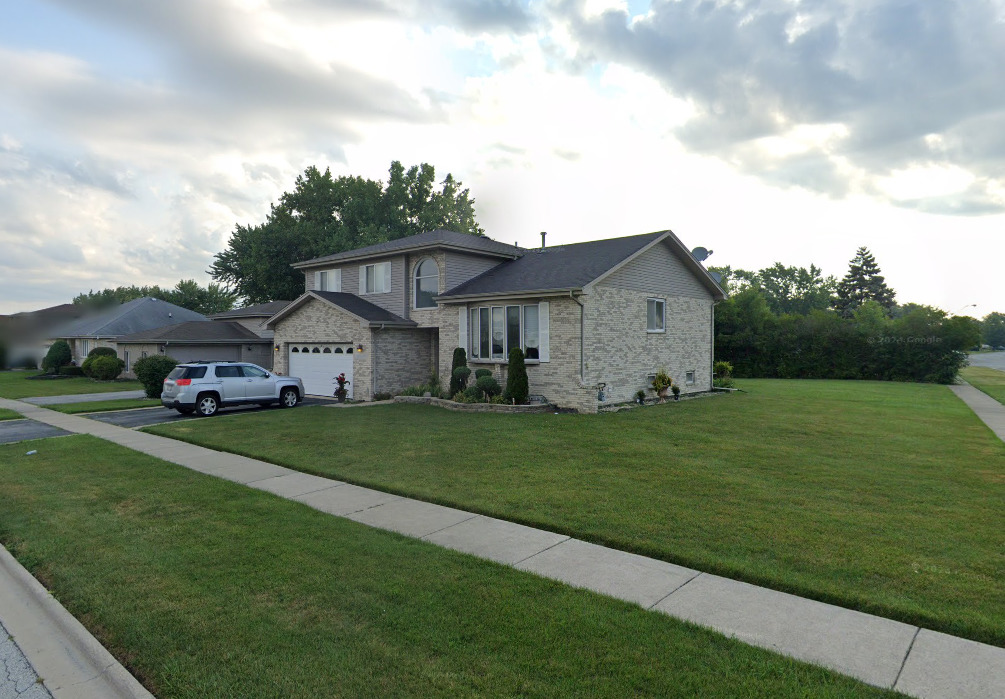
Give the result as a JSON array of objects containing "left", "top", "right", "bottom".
[
  {"left": 116, "top": 321, "right": 268, "bottom": 343},
  {"left": 266, "top": 291, "right": 416, "bottom": 328},
  {"left": 208, "top": 300, "right": 291, "bottom": 319}
]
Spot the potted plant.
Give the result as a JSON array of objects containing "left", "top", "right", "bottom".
[
  {"left": 651, "top": 369, "right": 672, "bottom": 403},
  {"left": 333, "top": 372, "right": 350, "bottom": 402},
  {"left": 635, "top": 389, "right": 646, "bottom": 405},
  {"left": 671, "top": 382, "right": 681, "bottom": 401}
]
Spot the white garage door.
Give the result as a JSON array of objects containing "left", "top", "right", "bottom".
[{"left": 288, "top": 344, "right": 354, "bottom": 397}]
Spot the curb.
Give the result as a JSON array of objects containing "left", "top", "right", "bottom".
[{"left": 0, "top": 546, "right": 153, "bottom": 699}]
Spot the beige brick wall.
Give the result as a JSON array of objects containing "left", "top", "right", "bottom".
[
  {"left": 372, "top": 327, "right": 436, "bottom": 396},
  {"left": 117, "top": 343, "right": 159, "bottom": 378},
  {"left": 461, "top": 297, "right": 597, "bottom": 412},
  {"left": 584, "top": 286, "right": 713, "bottom": 405},
  {"left": 272, "top": 297, "right": 373, "bottom": 397}
]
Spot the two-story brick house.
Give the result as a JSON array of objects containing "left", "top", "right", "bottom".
[{"left": 266, "top": 228, "right": 725, "bottom": 412}]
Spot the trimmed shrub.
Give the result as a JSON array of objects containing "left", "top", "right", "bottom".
[
  {"left": 503, "top": 347, "right": 529, "bottom": 404},
  {"left": 89, "top": 355, "right": 125, "bottom": 381},
  {"left": 373, "top": 392, "right": 392, "bottom": 401},
  {"left": 449, "top": 347, "right": 468, "bottom": 396},
  {"left": 474, "top": 368, "right": 492, "bottom": 380},
  {"left": 58, "top": 365, "right": 85, "bottom": 376},
  {"left": 134, "top": 355, "right": 178, "bottom": 398},
  {"left": 87, "top": 346, "right": 117, "bottom": 358},
  {"left": 475, "top": 375, "right": 501, "bottom": 399},
  {"left": 42, "top": 340, "right": 72, "bottom": 374},
  {"left": 461, "top": 385, "right": 482, "bottom": 402}
]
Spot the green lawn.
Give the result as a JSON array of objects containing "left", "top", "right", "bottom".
[
  {"left": 0, "top": 435, "right": 889, "bottom": 698},
  {"left": 0, "top": 370, "right": 142, "bottom": 399},
  {"left": 961, "top": 366, "right": 1005, "bottom": 405},
  {"left": 0, "top": 408, "right": 22, "bottom": 421},
  {"left": 148, "top": 379, "right": 1005, "bottom": 647},
  {"left": 48, "top": 398, "right": 160, "bottom": 414}
]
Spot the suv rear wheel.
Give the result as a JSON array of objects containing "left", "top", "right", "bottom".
[
  {"left": 280, "top": 387, "right": 299, "bottom": 408},
  {"left": 196, "top": 393, "right": 220, "bottom": 417}
]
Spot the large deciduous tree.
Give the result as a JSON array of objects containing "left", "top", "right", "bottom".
[
  {"left": 982, "top": 312, "right": 1005, "bottom": 347},
  {"left": 210, "top": 161, "right": 484, "bottom": 304},
  {"left": 833, "top": 247, "right": 896, "bottom": 317}
]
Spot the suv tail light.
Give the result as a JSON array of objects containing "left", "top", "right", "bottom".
[{"left": 175, "top": 379, "right": 192, "bottom": 386}]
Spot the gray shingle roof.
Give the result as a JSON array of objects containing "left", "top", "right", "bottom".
[
  {"left": 439, "top": 231, "right": 667, "bottom": 298},
  {"left": 207, "top": 300, "right": 291, "bottom": 319},
  {"left": 52, "top": 297, "right": 207, "bottom": 338},
  {"left": 116, "top": 321, "right": 269, "bottom": 344},
  {"left": 311, "top": 291, "right": 416, "bottom": 326},
  {"left": 293, "top": 229, "right": 522, "bottom": 268}
]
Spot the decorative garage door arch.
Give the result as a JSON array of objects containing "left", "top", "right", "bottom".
[{"left": 289, "top": 344, "right": 354, "bottom": 397}]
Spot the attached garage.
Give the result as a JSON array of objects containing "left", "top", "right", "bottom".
[
  {"left": 162, "top": 345, "right": 241, "bottom": 364},
  {"left": 289, "top": 344, "right": 354, "bottom": 397}
]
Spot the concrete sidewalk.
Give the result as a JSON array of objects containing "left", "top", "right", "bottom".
[
  {"left": 21, "top": 390, "right": 147, "bottom": 406},
  {"left": 1, "top": 396, "right": 1003, "bottom": 698},
  {"left": 951, "top": 384, "right": 1005, "bottom": 441}
]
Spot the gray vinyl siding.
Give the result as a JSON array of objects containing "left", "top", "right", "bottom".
[
  {"left": 445, "top": 251, "right": 505, "bottom": 290},
  {"left": 598, "top": 241, "right": 712, "bottom": 299},
  {"left": 355, "top": 256, "right": 405, "bottom": 317}
]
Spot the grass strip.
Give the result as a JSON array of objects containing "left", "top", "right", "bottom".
[
  {"left": 148, "top": 378, "right": 1005, "bottom": 647},
  {"left": 0, "top": 435, "right": 890, "bottom": 698},
  {"left": 961, "top": 366, "right": 1005, "bottom": 405},
  {"left": 0, "top": 408, "right": 22, "bottom": 421},
  {"left": 48, "top": 398, "right": 160, "bottom": 414},
  {"left": 0, "top": 371, "right": 142, "bottom": 399}
]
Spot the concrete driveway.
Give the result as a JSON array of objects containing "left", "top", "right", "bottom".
[
  {"left": 968, "top": 351, "right": 1005, "bottom": 371},
  {"left": 85, "top": 397, "right": 331, "bottom": 428}
]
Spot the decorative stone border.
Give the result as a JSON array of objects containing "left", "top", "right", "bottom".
[{"left": 392, "top": 396, "right": 555, "bottom": 413}]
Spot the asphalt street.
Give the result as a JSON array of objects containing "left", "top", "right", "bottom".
[{"left": 968, "top": 351, "right": 1005, "bottom": 371}]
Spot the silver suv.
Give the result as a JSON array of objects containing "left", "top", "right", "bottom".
[{"left": 161, "top": 361, "right": 306, "bottom": 417}]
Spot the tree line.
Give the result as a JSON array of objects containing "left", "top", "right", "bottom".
[{"left": 710, "top": 249, "right": 990, "bottom": 384}]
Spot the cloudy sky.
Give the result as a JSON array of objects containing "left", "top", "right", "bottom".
[{"left": 2, "top": 0, "right": 1003, "bottom": 317}]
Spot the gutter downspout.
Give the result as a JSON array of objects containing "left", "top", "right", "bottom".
[
  {"left": 710, "top": 300, "right": 718, "bottom": 391},
  {"left": 570, "top": 291, "right": 585, "bottom": 383}
]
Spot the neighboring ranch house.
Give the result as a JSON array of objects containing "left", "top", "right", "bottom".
[
  {"left": 115, "top": 301, "right": 291, "bottom": 376},
  {"left": 50, "top": 297, "right": 206, "bottom": 368},
  {"left": 267, "top": 228, "right": 726, "bottom": 412}
]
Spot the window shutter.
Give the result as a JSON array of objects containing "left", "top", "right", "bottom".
[
  {"left": 314, "top": 271, "right": 320, "bottom": 291},
  {"left": 359, "top": 266, "right": 366, "bottom": 295},
  {"left": 538, "top": 301, "right": 550, "bottom": 362},
  {"left": 458, "top": 308, "right": 468, "bottom": 351}
]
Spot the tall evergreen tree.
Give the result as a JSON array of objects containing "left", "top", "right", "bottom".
[{"left": 833, "top": 247, "right": 896, "bottom": 317}]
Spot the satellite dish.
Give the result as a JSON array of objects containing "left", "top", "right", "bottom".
[
  {"left": 691, "top": 247, "right": 712, "bottom": 262},
  {"left": 708, "top": 271, "right": 723, "bottom": 285}
]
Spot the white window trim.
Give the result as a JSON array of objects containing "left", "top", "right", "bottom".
[
  {"left": 685, "top": 370, "right": 695, "bottom": 385},
  {"left": 315, "top": 268, "right": 342, "bottom": 292},
  {"left": 647, "top": 297, "right": 666, "bottom": 333},
  {"left": 413, "top": 258, "right": 438, "bottom": 309},
  {"left": 467, "top": 302, "right": 548, "bottom": 363},
  {"left": 359, "top": 262, "right": 391, "bottom": 295}
]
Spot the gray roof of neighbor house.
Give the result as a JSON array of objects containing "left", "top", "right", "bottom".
[
  {"left": 293, "top": 229, "right": 523, "bottom": 269},
  {"left": 207, "top": 300, "right": 291, "bottom": 319},
  {"left": 52, "top": 297, "right": 207, "bottom": 339},
  {"left": 116, "top": 321, "right": 269, "bottom": 344},
  {"left": 439, "top": 231, "right": 674, "bottom": 299}
]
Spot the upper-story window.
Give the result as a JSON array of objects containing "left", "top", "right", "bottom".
[
  {"left": 315, "top": 269, "right": 341, "bottom": 292},
  {"left": 360, "top": 262, "right": 390, "bottom": 295},
  {"left": 414, "top": 258, "right": 438, "bottom": 309}
]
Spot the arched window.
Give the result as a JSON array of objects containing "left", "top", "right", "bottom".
[
  {"left": 414, "top": 258, "right": 438, "bottom": 309},
  {"left": 334, "top": 347, "right": 344, "bottom": 354},
  {"left": 312, "top": 347, "right": 321, "bottom": 353},
  {"left": 322, "top": 347, "right": 331, "bottom": 353},
  {"left": 291, "top": 347, "right": 300, "bottom": 353},
  {"left": 300, "top": 347, "right": 309, "bottom": 353}
]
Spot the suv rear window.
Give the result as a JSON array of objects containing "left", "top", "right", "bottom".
[{"left": 167, "top": 366, "right": 207, "bottom": 380}]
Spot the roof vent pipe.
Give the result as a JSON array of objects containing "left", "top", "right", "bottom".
[{"left": 540, "top": 231, "right": 547, "bottom": 248}]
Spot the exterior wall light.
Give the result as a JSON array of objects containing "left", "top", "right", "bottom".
[{"left": 356, "top": 344, "right": 363, "bottom": 353}]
